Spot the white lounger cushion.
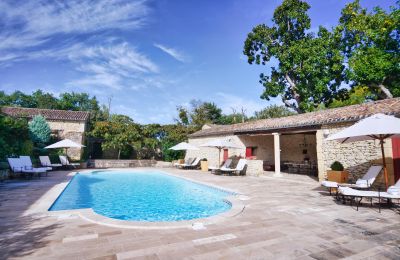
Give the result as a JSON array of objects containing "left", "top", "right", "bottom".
[
  {"left": 209, "top": 159, "right": 232, "bottom": 171},
  {"left": 221, "top": 159, "right": 247, "bottom": 172},
  {"left": 339, "top": 186, "right": 400, "bottom": 199},
  {"left": 321, "top": 165, "right": 382, "bottom": 189},
  {"left": 321, "top": 181, "right": 338, "bottom": 188},
  {"left": 39, "top": 156, "right": 62, "bottom": 167},
  {"left": 387, "top": 179, "right": 400, "bottom": 195},
  {"left": 20, "top": 156, "right": 51, "bottom": 171}
]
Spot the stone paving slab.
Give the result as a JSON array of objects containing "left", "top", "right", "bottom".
[{"left": 0, "top": 168, "right": 399, "bottom": 259}]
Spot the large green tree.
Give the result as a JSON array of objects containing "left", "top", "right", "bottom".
[
  {"left": 90, "top": 114, "right": 142, "bottom": 159},
  {"left": 243, "top": 0, "right": 346, "bottom": 113},
  {"left": 176, "top": 100, "right": 222, "bottom": 128},
  {"left": 0, "top": 114, "right": 30, "bottom": 160},
  {"left": 337, "top": 0, "right": 400, "bottom": 98},
  {"left": 252, "top": 105, "right": 296, "bottom": 120}
]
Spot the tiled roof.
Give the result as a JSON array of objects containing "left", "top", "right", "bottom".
[
  {"left": 189, "top": 98, "right": 400, "bottom": 138},
  {"left": 1, "top": 106, "right": 90, "bottom": 122}
]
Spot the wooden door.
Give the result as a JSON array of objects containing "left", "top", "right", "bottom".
[
  {"left": 245, "top": 147, "right": 252, "bottom": 158},
  {"left": 223, "top": 149, "right": 229, "bottom": 161},
  {"left": 392, "top": 137, "right": 400, "bottom": 182}
]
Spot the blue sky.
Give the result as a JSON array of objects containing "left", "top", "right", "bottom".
[{"left": 0, "top": 0, "right": 395, "bottom": 124}]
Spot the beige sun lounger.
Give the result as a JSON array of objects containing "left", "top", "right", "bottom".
[
  {"left": 59, "top": 155, "right": 80, "bottom": 168},
  {"left": 208, "top": 159, "right": 232, "bottom": 171},
  {"left": 321, "top": 165, "right": 382, "bottom": 194},
  {"left": 7, "top": 158, "right": 47, "bottom": 178},
  {"left": 39, "top": 156, "right": 62, "bottom": 168},
  {"left": 338, "top": 180, "right": 400, "bottom": 212},
  {"left": 220, "top": 159, "right": 247, "bottom": 175}
]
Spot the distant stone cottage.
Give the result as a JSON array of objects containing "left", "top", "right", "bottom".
[
  {"left": 1, "top": 106, "right": 89, "bottom": 160},
  {"left": 187, "top": 98, "right": 400, "bottom": 186}
]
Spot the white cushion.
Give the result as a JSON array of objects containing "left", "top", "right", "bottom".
[
  {"left": 321, "top": 181, "right": 338, "bottom": 188},
  {"left": 387, "top": 186, "right": 400, "bottom": 195}
]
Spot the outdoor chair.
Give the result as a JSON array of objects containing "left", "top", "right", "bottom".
[
  {"left": 338, "top": 179, "right": 400, "bottom": 212},
  {"left": 220, "top": 159, "right": 247, "bottom": 176},
  {"left": 321, "top": 165, "right": 382, "bottom": 195},
  {"left": 7, "top": 158, "right": 47, "bottom": 178},
  {"left": 176, "top": 157, "right": 195, "bottom": 168},
  {"left": 209, "top": 159, "right": 232, "bottom": 174},
  {"left": 39, "top": 156, "right": 62, "bottom": 169},
  {"left": 59, "top": 155, "right": 80, "bottom": 168},
  {"left": 183, "top": 157, "right": 201, "bottom": 169},
  {"left": 20, "top": 156, "right": 50, "bottom": 176}
]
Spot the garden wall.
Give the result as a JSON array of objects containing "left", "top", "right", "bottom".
[{"left": 90, "top": 159, "right": 158, "bottom": 168}]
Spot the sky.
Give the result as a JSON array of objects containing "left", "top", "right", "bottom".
[{"left": 0, "top": 0, "right": 396, "bottom": 124}]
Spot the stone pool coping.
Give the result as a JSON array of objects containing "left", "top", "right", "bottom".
[{"left": 41, "top": 168, "right": 246, "bottom": 229}]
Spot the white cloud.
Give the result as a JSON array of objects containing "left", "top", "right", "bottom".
[
  {"left": 154, "top": 43, "right": 187, "bottom": 62},
  {"left": 213, "top": 92, "right": 278, "bottom": 116},
  {"left": 0, "top": 0, "right": 149, "bottom": 51}
]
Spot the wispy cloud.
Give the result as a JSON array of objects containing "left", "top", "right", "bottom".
[
  {"left": 213, "top": 92, "right": 274, "bottom": 116},
  {"left": 0, "top": 0, "right": 149, "bottom": 51},
  {"left": 154, "top": 43, "right": 188, "bottom": 62}
]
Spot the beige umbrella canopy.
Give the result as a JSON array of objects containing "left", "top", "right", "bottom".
[
  {"left": 326, "top": 113, "right": 400, "bottom": 188},
  {"left": 169, "top": 142, "right": 199, "bottom": 151},
  {"left": 45, "top": 139, "right": 85, "bottom": 157},
  {"left": 200, "top": 138, "right": 242, "bottom": 165}
]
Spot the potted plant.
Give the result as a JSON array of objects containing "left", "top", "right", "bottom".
[
  {"left": 327, "top": 161, "right": 349, "bottom": 183},
  {"left": 200, "top": 158, "right": 208, "bottom": 172}
]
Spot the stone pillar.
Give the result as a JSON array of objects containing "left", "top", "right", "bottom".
[{"left": 273, "top": 132, "right": 282, "bottom": 177}]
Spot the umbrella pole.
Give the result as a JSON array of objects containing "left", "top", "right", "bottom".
[
  {"left": 379, "top": 139, "right": 389, "bottom": 190},
  {"left": 218, "top": 148, "right": 221, "bottom": 166}
]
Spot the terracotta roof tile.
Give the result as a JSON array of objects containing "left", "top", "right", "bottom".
[
  {"left": 189, "top": 98, "right": 400, "bottom": 138},
  {"left": 1, "top": 106, "right": 90, "bottom": 122}
]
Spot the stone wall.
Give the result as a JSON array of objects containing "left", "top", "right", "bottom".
[
  {"left": 246, "top": 160, "right": 264, "bottom": 176},
  {"left": 316, "top": 122, "right": 394, "bottom": 186},
  {"left": 91, "top": 159, "right": 157, "bottom": 168},
  {"left": 47, "top": 120, "right": 87, "bottom": 160}
]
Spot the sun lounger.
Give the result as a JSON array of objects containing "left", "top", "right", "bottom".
[
  {"left": 338, "top": 181, "right": 400, "bottom": 212},
  {"left": 20, "top": 156, "right": 50, "bottom": 176},
  {"left": 176, "top": 157, "right": 195, "bottom": 168},
  {"left": 209, "top": 159, "right": 232, "bottom": 174},
  {"left": 39, "top": 156, "right": 62, "bottom": 168},
  {"left": 220, "top": 159, "right": 247, "bottom": 175},
  {"left": 183, "top": 157, "right": 201, "bottom": 169},
  {"left": 321, "top": 165, "right": 382, "bottom": 195},
  {"left": 59, "top": 155, "right": 80, "bottom": 168},
  {"left": 7, "top": 158, "right": 47, "bottom": 178}
]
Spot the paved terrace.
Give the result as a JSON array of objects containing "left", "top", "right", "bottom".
[{"left": 0, "top": 169, "right": 399, "bottom": 260}]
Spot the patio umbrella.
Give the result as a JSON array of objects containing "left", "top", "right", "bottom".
[
  {"left": 45, "top": 139, "right": 85, "bottom": 157},
  {"left": 169, "top": 142, "right": 199, "bottom": 151},
  {"left": 200, "top": 138, "right": 242, "bottom": 165},
  {"left": 326, "top": 113, "right": 400, "bottom": 189}
]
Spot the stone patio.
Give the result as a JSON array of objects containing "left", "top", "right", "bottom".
[{"left": 0, "top": 169, "right": 399, "bottom": 260}]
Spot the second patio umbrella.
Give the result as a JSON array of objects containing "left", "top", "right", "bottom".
[
  {"left": 45, "top": 139, "right": 85, "bottom": 157},
  {"left": 326, "top": 113, "right": 400, "bottom": 189},
  {"left": 200, "top": 138, "right": 242, "bottom": 165}
]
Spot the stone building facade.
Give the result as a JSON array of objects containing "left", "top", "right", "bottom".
[
  {"left": 1, "top": 107, "right": 89, "bottom": 160},
  {"left": 187, "top": 98, "right": 400, "bottom": 186}
]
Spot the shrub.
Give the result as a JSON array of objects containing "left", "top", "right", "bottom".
[
  {"left": 29, "top": 115, "right": 51, "bottom": 144},
  {"left": 330, "top": 161, "right": 344, "bottom": 171}
]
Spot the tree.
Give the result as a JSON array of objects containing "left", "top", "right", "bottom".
[
  {"left": 176, "top": 100, "right": 223, "bottom": 128},
  {"left": 253, "top": 105, "right": 296, "bottom": 120},
  {"left": 90, "top": 114, "right": 142, "bottom": 159},
  {"left": 0, "top": 114, "right": 30, "bottom": 160},
  {"left": 328, "top": 86, "right": 375, "bottom": 108},
  {"left": 32, "top": 90, "right": 59, "bottom": 109},
  {"left": 28, "top": 115, "right": 51, "bottom": 144},
  {"left": 337, "top": 0, "right": 400, "bottom": 98},
  {"left": 243, "top": 0, "right": 346, "bottom": 113}
]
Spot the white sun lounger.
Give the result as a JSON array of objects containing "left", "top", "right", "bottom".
[
  {"left": 59, "top": 155, "right": 80, "bottom": 168},
  {"left": 321, "top": 165, "right": 383, "bottom": 194},
  {"left": 338, "top": 180, "right": 400, "bottom": 212},
  {"left": 208, "top": 159, "right": 232, "bottom": 172},
  {"left": 7, "top": 158, "right": 47, "bottom": 178},
  {"left": 176, "top": 157, "right": 195, "bottom": 168},
  {"left": 220, "top": 159, "right": 247, "bottom": 175},
  {"left": 20, "top": 155, "right": 51, "bottom": 174},
  {"left": 182, "top": 157, "right": 201, "bottom": 169},
  {"left": 39, "top": 156, "right": 62, "bottom": 168}
]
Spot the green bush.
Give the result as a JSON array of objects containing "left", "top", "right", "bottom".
[
  {"left": 29, "top": 115, "right": 51, "bottom": 144},
  {"left": 330, "top": 161, "right": 344, "bottom": 171}
]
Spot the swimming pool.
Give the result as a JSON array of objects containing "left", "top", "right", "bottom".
[{"left": 49, "top": 170, "right": 233, "bottom": 221}]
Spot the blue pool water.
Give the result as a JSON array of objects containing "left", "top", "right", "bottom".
[{"left": 49, "top": 170, "right": 233, "bottom": 221}]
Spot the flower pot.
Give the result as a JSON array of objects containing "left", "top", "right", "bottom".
[
  {"left": 201, "top": 161, "right": 208, "bottom": 172},
  {"left": 327, "top": 170, "right": 349, "bottom": 183}
]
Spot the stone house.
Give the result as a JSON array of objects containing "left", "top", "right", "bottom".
[
  {"left": 187, "top": 98, "right": 400, "bottom": 186},
  {"left": 1, "top": 107, "right": 89, "bottom": 160}
]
